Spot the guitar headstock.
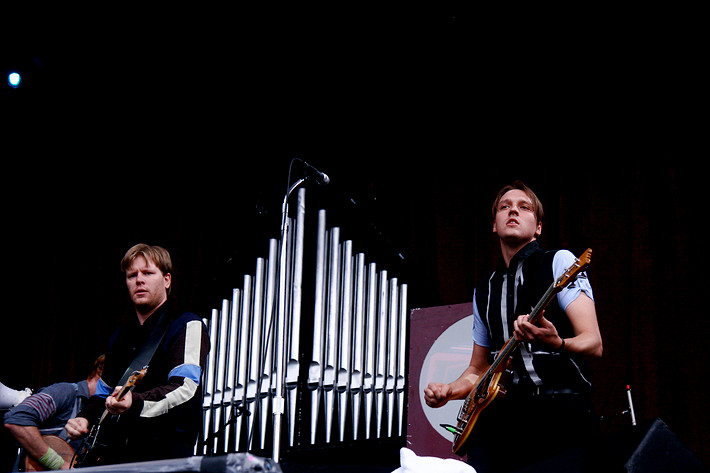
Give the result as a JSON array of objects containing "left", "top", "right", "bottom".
[
  {"left": 125, "top": 366, "right": 148, "bottom": 388},
  {"left": 555, "top": 248, "right": 592, "bottom": 289}
]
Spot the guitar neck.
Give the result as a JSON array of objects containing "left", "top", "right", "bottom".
[
  {"left": 114, "top": 384, "right": 133, "bottom": 402},
  {"left": 487, "top": 279, "right": 562, "bottom": 373}
]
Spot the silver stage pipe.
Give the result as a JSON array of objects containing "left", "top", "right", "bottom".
[
  {"left": 363, "top": 262, "right": 377, "bottom": 439},
  {"left": 235, "top": 275, "right": 253, "bottom": 452},
  {"left": 350, "top": 253, "right": 366, "bottom": 440},
  {"left": 259, "top": 239, "right": 278, "bottom": 450},
  {"left": 273, "top": 181, "right": 306, "bottom": 462},
  {"left": 224, "top": 288, "right": 241, "bottom": 453},
  {"left": 213, "top": 298, "right": 231, "bottom": 452},
  {"left": 202, "top": 308, "right": 220, "bottom": 454},
  {"left": 336, "top": 240, "right": 354, "bottom": 442},
  {"left": 286, "top": 188, "right": 306, "bottom": 446},
  {"left": 246, "top": 257, "right": 265, "bottom": 450},
  {"left": 323, "top": 227, "right": 341, "bottom": 443},
  {"left": 397, "top": 283, "right": 408, "bottom": 436},
  {"left": 375, "top": 270, "right": 388, "bottom": 438},
  {"left": 308, "top": 209, "right": 327, "bottom": 444},
  {"left": 386, "top": 278, "right": 398, "bottom": 437}
]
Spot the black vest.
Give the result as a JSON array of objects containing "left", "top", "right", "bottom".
[{"left": 474, "top": 242, "right": 592, "bottom": 394}]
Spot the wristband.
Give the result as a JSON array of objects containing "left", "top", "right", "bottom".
[
  {"left": 557, "top": 338, "right": 566, "bottom": 352},
  {"left": 39, "top": 446, "right": 65, "bottom": 470}
]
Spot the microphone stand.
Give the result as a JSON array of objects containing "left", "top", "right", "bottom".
[{"left": 272, "top": 177, "right": 306, "bottom": 463}]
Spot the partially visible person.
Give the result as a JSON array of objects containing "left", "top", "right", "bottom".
[{"left": 4, "top": 355, "right": 104, "bottom": 470}]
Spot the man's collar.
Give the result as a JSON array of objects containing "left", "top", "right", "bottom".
[
  {"left": 497, "top": 241, "right": 540, "bottom": 272},
  {"left": 135, "top": 301, "right": 169, "bottom": 328}
]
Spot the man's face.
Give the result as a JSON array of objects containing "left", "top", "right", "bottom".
[
  {"left": 493, "top": 189, "right": 542, "bottom": 244},
  {"left": 125, "top": 255, "right": 171, "bottom": 312}
]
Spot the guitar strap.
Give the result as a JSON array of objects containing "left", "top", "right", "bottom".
[{"left": 116, "top": 308, "right": 173, "bottom": 386}]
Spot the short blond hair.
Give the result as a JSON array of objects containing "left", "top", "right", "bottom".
[{"left": 121, "top": 244, "right": 173, "bottom": 294}]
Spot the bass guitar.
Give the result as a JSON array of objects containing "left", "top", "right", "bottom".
[
  {"left": 446, "top": 248, "right": 592, "bottom": 455},
  {"left": 72, "top": 366, "right": 148, "bottom": 467}
]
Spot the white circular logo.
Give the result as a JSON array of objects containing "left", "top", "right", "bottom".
[{"left": 418, "top": 315, "right": 474, "bottom": 441}]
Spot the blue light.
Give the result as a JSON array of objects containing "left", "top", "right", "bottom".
[{"left": 8, "top": 72, "right": 22, "bottom": 88}]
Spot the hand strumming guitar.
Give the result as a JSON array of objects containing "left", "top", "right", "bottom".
[{"left": 65, "top": 417, "right": 89, "bottom": 440}]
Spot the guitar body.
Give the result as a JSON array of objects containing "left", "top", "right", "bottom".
[
  {"left": 452, "top": 358, "right": 512, "bottom": 455},
  {"left": 73, "top": 367, "right": 147, "bottom": 468},
  {"left": 23, "top": 435, "right": 75, "bottom": 472},
  {"left": 73, "top": 410, "right": 130, "bottom": 468}
]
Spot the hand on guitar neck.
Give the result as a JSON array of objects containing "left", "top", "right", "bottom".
[
  {"left": 105, "top": 386, "right": 133, "bottom": 415},
  {"left": 513, "top": 312, "right": 564, "bottom": 349}
]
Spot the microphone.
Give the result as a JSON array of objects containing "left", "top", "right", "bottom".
[{"left": 303, "top": 162, "right": 330, "bottom": 185}]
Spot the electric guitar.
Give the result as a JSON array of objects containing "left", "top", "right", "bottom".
[
  {"left": 72, "top": 366, "right": 148, "bottom": 468},
  {"left": 22, "top": 435, "right": 75, "bottom": 472},
  {"left": 446, "top": 249, "right": 592, "bottom": 456}
]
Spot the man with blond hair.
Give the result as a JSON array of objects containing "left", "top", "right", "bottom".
[{"left": 66, "top": 244, "right": 210, "bottom": 465}]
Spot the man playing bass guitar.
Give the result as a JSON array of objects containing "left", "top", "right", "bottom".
[
  {"left": 424, "top": 181, "right": 603, "bottom": 473},
  {"left": 65, "top": 244, "right": 210, "bottom": 466}
]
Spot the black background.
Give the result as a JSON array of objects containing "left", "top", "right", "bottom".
[{"left": 2, "top": 5, "right": 706, "bottom": 468}]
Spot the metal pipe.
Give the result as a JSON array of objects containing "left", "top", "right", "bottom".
[
  {"left": 397, "top": 283, "right": 408, "bottom": 436},
  {"left": 246, "top": 257, "right": 265, "bottom": 450},
  {"left": 375, "top": 270, "right": 388, "bottom": 438},
  {"left": 235, "top": 275, "right": 253, "bottom": 451},
  {"left": 286, "top": 187, "right": 306, "bottom": 446},
  {"left": 260, "top": 239, "right": 278, "bottom": 449},
  {"left": 386, "top": 278, "right": 398, "bottom": 437},
  {"left": 308, "top": 209, "right": 327, "bottom": 444},
  {"left": 337, "top": 240, "right": 354, "bottom": 442},
  {"left": 272, "top": 178, "right": 306, "bottom": 462},
  {"left": 323, "top": 227, "right": 341, "bottom": 443},
  {"left": 223, "top": 289, "right": 240, "bottom": 452},
  {"left": 350, "top": 253, "right": 366, "bottom": 440},
  {"left": 363, "top": 262, "right": 377, "bottom": 439}
]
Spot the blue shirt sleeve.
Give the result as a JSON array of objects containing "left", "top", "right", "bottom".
[
  {"left": 472, "top": 288, "right": 491, "bottom": 347},
  {"left": 553, "top": 250, "right": 594, "bottom": 310}
]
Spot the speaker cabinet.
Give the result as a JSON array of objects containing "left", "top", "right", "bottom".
[{"left": 625, "top": 418, "right": 706, "bottom": 473}]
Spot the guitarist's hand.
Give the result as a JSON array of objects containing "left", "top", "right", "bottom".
[
  {"left": 66, "top": 417, "right": 90, "bottom": 440},
  {"left": 106, "top": 387, "right": 133, "bottom": 415},
  {"left": 513, "top": 313, "right": 562, "bottom": 349},
  {"left": 424, "top": 382, "right": 452, "bottom": 408}
]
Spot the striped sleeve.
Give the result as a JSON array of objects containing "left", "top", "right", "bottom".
[
  {"left": 11, "top": 392, "right": 57, "bottom": 423},
  {"left": 135, "top": 319, "right": 209, "bottom": 418}
]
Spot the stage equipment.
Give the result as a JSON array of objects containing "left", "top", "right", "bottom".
[
  {"left": 624, "top": 418, "right": 706, "bottom": 473},
  {"left": 199, "top": 177, "right": 408, "bottom": 463}
]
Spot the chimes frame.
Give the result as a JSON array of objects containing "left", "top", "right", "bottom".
[{"left": 199, "top": 186, "right": 408, "bottom": 462}]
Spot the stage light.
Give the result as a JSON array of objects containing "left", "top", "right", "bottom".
[{"left": 8, "top": 72, "right": 22, "bottom": 88}]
